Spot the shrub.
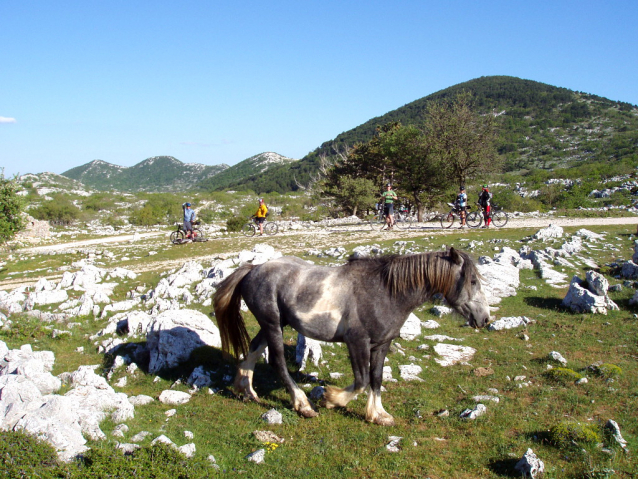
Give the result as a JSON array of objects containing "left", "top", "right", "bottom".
[
  {"left": 548, "top": 420, "right": 601, "bottom": 448},
  {"left": 0, "top": 173, "right": 25, "bottom": 242},
  {"left": 226, "top": 216, "right": 246, "bottom": 232},
  {"left": 0, "top": 430, "right": 68, "bottom": 478},
  {"left": 589, "top": 363, "right": 623, "bottom": 379},
  {"left": 544, "top": 367, "right": 583, "bottom": 384},
  {"left": 30, "top": 197, "right": 80, "bottom": 225}
]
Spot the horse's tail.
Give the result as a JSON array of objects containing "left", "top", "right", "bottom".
[{"left": 213, "top": 263, "right": 254, "bottom": 359}]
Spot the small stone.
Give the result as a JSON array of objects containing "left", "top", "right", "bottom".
[
  {"left": 473, "top": 367, "right": 494, "bottom": 377},
  {"left": 246, "top": 448, "right": 266, "bottom": 464},
  {"left": 261, "top": 408, "right": 283, "bottom": 424},
  {"left": 386, "top": 436, "right": 402, "bottom": 452},
  {"left": 460, "top": 403, "right": 487, "bottom": 420},
  {"left": 253, "top": 430, "right": 285, "bottom": 444}
]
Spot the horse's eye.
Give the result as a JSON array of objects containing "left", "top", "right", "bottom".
[{"left": 471, "top": 280, "right": 477, "bottom": 286}]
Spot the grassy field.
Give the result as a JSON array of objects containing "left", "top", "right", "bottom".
[{"left": 1, "top": 223, "right": 637, "bottom": 478}]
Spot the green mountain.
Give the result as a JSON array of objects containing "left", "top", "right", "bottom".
[
  {"left": 195, "top": 152, "right": 297, "bottom": 191},
  {"left": 225, "top": 76, "right": 638, "bottom": 193},
  {"left": 62, "top": 157, "right": 229, "bottom": 192}
]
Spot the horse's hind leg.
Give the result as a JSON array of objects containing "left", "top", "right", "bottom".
[
  {"left": 324, "top": 337, "right": 370, "bottom": 409},
  {"left": 365, "top": 342, "right": 395, "bottom": 426},
  {"left": 234, "top": 330, "right": 268, "bottom": 402},
  {"left": 263, "top": 325, "right": 318, "bottom": 418}
]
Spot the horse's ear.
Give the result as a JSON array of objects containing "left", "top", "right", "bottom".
[{"left": 449, "top": 247, "right": 463, "bottom": 265}]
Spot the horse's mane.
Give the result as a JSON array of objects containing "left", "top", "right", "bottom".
[{"left": 348, "top": 250, "right": 478, "bottom": 299}]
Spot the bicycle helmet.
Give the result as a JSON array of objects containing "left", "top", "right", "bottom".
[
  {"left": 460, "top": 186, "right": 465, "bottom": 190},
  {"left": 482, "top": 184, "right": 488, "bottom": 189},
  {"left": 386, "top": 183, "right": 392, "bottom": 187},
  {"left": 185, "top": 202, "right": 191, "bottom": 207}
]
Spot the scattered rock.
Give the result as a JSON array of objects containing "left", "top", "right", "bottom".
[{"left": 515, "top": 448, "right": 545, "bottom": 479}]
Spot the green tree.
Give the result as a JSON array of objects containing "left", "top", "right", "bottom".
[
  {"left": 0, "top": 172, "right": 25, "bottom": 242},
  {"left": 427, "top": 92, "right": 500, "bottom": 187},
  {"left": 323, "top": 176, "right": 376, "bottom": 217}
]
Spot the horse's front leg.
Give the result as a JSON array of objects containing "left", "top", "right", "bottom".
[
  {"left": 234, "top": 330, "right": 267, "bottom": 402},
  {"left": 324, "top": 335, "right": 370, "bottom": 409},
  {"left": 365, "top": 341, "right": 395, "bottom": 426},
  {"left": 264, "top": 326, "right": 318, "bottom": 418}
]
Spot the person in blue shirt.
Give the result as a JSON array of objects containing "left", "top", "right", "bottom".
[
  {"left": 183, "top": 202, "right": 196, "bottom": 240},
  {"left": 456, "top": 186, "right": 468, "bottom": 228}
]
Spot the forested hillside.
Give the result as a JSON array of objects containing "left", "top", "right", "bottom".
[{"left": 225, "top": 76, "right": 638, "bottom": 193}]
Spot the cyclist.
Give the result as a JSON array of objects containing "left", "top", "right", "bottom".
[
  {"left": 380, "top": 183, "right": 398, "bottom": 230},
  {"left": 182, "top": 202, "right": 196, "bottom": 240},
  {"left": 456, "top": 186, "right": 468, "bottom": 228},
  {"left": 478, "top": 184, "right": 493, "bottom": 228},
  {"left": 253, "top": 198, "right": 268, "bottom": 235}
]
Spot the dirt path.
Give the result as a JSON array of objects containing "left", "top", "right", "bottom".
[
  {"left": 19, "top": 231, "right": 166, "bottom": 254},
  {"left": 2, "top": 215, "right": 636, "bottom": 291}
]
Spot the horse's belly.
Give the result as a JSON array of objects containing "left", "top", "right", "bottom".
[{"left": 291, "top": 309, "right": 344, "bottom": 342}]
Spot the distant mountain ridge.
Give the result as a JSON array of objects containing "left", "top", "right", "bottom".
[
  {"left": 226, "top": 75, "right": 638, "bottom": 193},
  {"left": 195, "top": 152, "right": 297, "bottom": 191},
  {"left": 62, "top": 156, "right": 229, "bottom": 192}
]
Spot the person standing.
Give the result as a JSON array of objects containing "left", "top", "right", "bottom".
[
  {"left": 456, "top": 186, "right": 468, "bottom": 228},
  {"left": 183, "top": 202, "right": 196, "bottom": 240},
  {"left": 478, "top": 184, "right": 493, "bottom": 228},
  {"left": 253, "top": 198, "right": 268, "bottom": 235},
  {"left": 380, "top": 184, "right": 398, "bottom": 230}
]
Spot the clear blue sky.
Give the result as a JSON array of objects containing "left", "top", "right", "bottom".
[{"left": 1, "top": 1, "right": 637, "bottom": 177}]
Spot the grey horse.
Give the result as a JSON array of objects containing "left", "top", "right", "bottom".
[{"left": 213, "top": 248, "right": 490, "bottom": 426}]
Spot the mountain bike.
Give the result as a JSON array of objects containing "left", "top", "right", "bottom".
[
  {"left": 242, "top": 216, "right": 279, "bottom": 237},
  {"left": 368, "top": 204, "right": 413, "bottom": 231},
  {"left": 466, "top": 204, "right": 508, "bottom": 228},
  {"left": 170, "top": 220, "right": 208, "bottom": 244},
  {"left": 440, "top": 203, "right": 472, "bottom": 229}
]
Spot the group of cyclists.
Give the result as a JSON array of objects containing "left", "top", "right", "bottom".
[
  {"left": 379, "top": 183, "right": 494, "bottom": 230},
  {"left": 454, "top": 184, "right": 494, "bottom": 229},
  {"left": 180, "top": 183, "right": 494, "bottom": 240}
]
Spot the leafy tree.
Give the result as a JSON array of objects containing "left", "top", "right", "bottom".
[
  {"left": 427, "top": 92, "right": 500, "bottom": 187},
  {"left": 323, "top": 176, "right": 377, "bottom": 217},
  {"left": 0, "top": 172, "right": 25, "bottom": 242}
]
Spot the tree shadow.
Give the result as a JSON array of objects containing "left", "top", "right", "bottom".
[{"left": 523, "top": 296, "right": 564, "bottom": 311}]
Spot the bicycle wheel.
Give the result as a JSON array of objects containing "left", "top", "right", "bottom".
[
  {"left": 491, "top": 210, "right": 508, "bottom": 228},
  {"left": 242, "top": 223, "right": 256, "bottom": 237},
  {"left": 466, "top": 211, "right": 482, "bottom": 228},
  {"left": 368, "top": 215, "right": 384, "bottom": 231},
  {"left": 264, "top": 222, "right": 278, "bottom": 235},
  {"left": 170, "top": 230, "right": 185, "bottom": 244},
  {"left": 440, "top": 211, "right": 455, "bottom": 229},
  {"left": 192, "top": 228, "right": 207, "bottom": 242},
  {"left": 393, "top": 213, "right": 412, "bottom": 230}
]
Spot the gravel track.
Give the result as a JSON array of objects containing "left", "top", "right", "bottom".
[{"left": 2, "top": 215, "right": 636, "bottom": 291}]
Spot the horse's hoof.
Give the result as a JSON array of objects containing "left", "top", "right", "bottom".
[
  {"left": 299, "top": 407, "right": 319, "bottom": 418},
  {"left": 370, "top": 415, "right": 395, "bottom": 426}
]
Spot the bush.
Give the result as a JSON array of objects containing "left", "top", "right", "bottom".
[
  {"left": 548, "top": 420, "right": 601, "bottom": 448},
  {"left": 544, "top": 367, "right": 583, "bottom": 384},
  {"left": 0, "top": 173, "right": 25, "bottom": 242},
  {"left": 31, "top": 196, "right": 81, "bottom": 225},
  {"left": 589, "top": 363, "right": 623, "bottom": 379},
  {"left": 226, "top": 216, "right": 246, "bottom": 232},
  {"left": 0, "top": 430, "right": 68, "bottom": 478}
]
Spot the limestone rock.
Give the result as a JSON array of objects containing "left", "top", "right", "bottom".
[
  {"left": 515, "top": 448, "right": 545, "bottom": 479},
  {"left": 146, "top": 309, "right": 222, "bottom": 374},
  {"left": 399, "top": 313, "right": 421, "bottom": 340}
]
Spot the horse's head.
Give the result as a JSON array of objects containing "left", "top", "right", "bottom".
[{"left": 445, "top": 248, "right": 490, "bottom": 328}]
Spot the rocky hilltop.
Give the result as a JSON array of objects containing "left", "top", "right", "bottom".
[{"left": 62, "top": 156, "right": 229, "bottom": 192}]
